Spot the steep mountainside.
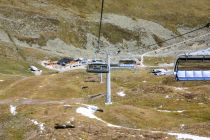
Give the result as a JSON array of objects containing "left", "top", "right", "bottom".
[{"left": 0, "top": 0, "right": 209, "bottom": 60}]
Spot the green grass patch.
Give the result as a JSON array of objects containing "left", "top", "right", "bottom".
[{"left": 144, "top": 56, "right": 175, "bottom": 66}]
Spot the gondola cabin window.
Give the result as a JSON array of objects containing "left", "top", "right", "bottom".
[{"left": 174, "top": 55, "right": 210, "bottom": 81}]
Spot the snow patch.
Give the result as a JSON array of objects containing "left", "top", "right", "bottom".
[
  {"left": 64, "top": 104, "right": 71, "bottom": 107},
  {"left": 157, "top": 110, "right": 185, "bottom": 113},
  {"left": 10, "top": 105, "right": 17, "bottom": 116},
  {"left": 165, "top": 95, "right": 171, "bottom": 99},
  {"left": 0, "top": 80, "right": 4, "bottom": 82},
  {"left": 76, "top": 104, "right": 122, "bottom": 128},
  {"left": 168, "top": 133, "right": 210, "bottom": 140},
  {"left": 31, "top": 119, "right": 45, "bottom": 133},
  {"left": 174, "top": 87, "right": 188, "bottom": 91},
  {"left": 117, "top": 91, "right": 126, "bottom": 97},
  {"left": 76, "top": 105, "right": 100, "bottom": 119},
  {"left": 180, "top": 124, "right": 185, "bottom": 129},
  {"left": 107, "top": 123, "right": 122, "bottom": 128}
]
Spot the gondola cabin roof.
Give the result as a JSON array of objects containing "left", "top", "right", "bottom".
[
  {"left": 119, "top": 59, "right": 136, "bottom": 64},
  {"left": 177, "top": 55, "right": 210, "bottom": 61}
]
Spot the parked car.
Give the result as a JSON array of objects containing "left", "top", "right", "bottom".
[{"left": 152, "top": 69, "right": 167, "bottom": 76}]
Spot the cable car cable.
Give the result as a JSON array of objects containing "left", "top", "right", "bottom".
[{"left": 96, "top": 0, "right": 105, "bottom": 53}]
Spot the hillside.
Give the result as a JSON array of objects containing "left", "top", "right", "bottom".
[
  {"left": 0, "top": 0, "right": 209, "bottom": 60},
  {"left": 0, "top": 1, "right": 210, "bottom": 140},
  {"left": 0, "top": 69, "right": 210, "bottom": 139}
]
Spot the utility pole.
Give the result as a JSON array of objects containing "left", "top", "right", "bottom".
[{"left": 105, "top": 53, "right": 112, "bottom": 104}]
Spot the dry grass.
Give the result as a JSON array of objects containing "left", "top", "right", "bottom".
[
  {"left": 0, "top": 42, "right": 209, "bottom": 137},
  {"left": 0, "top": 0, "right": 209, "bottom": 50},
  {"left": 0, "top": 1, "right": 209, "bottom": 138},
  {"left": 0, "top": 71, "right": 105, "bottom": 99},
  {"left": 144, "top": 56, "right": 176, "bottom": 66},
  {"left": 51, "top": 0, "right": 210, "bottom": 31},
  {"left": 0, "top": 68, "right": 210, "bottom": 139},
  {"left": 90, "top": 69, "right": 210, "bottom": 135},
  {"left": 0, "top": 41, "right": 59, "bottom": 75}
]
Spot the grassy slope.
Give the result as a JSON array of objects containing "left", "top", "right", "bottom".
[
  {"left": 0, "top": 42, "right": 58, "bottom": 75},
  {"left": 1, "top": 0, "right": 209, "bottom": 30},
  {"left": 0, "top": 1, "right": 209, "bottom": 139},
  {"left": 0, "top": 42, "right": 31, "bottom": 75},
  {"left": 51, "top": 0, "right": 210, "bottom": 30},
  {"left": 93, "top": 70, "right": 210, "bottom": 135},
  {"left": 0, "top": 0, "right": 209, "bottom": 48},
  {"left": 0, "top": 69, "right": 209, "bottom": 138}
]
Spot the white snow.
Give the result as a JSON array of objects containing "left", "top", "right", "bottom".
[
  {"left": 64, "top": 104, "right": 71, "bottom": 107},
  {"left": 10, "top": 105, "right": 17, "bottom": 116},
  {"left": 107, "top": 123, "right": 122, "bottom": 128},
  {"left": 180, "top": 124, "right": 185, "bottom": 129},
  {"left": 76, "top": 105, "right": 99, "bottom": 119},
  {"left": 165, "top": 95, "right": 171, "bottom": 99},
  {"left": 117, "top": 91, "right": 126, "bottom": 97},
  {"left": 0, "top": 80, "right": 4, "bottom": 82},
  {"left": 142, "top": 81, "right": 147, "bottom": 83},
  {"left": 76, "top": 104, "right": 122, "bottom": 128},
  {"left": 157, "top": 110, "right": 185, "bottom": 113},
  {"left": 174, "top": 87, "right": 188, "bottom": 91},
  {"left": 31, "top": 119, "right": 45, "bottom": 133},
  {"left": 168, "top": 133, "right": 210, "bottom": 140}
]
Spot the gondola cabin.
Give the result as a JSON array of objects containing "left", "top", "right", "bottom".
[
  {"left": 119, "top": 60, "right": 136, "bottom": 68},
  {"left": 174, "top": 55, "right": 210, "bottom": 81},
  {"left": 87, "top": 62, "right": 109, "bottom": 73}
]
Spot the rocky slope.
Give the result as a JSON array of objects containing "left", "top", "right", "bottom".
[{"left": 0, "top": 0, "right": 209, "bottom": 61}]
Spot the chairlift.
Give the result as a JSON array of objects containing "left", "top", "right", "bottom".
[
  {"left": 119, "top": 60, "right": 136, "bottom": 68},
  {"left": 174, "top": 55, "right": 210, "bottom": 81},
  {"left": 87, "top": 62, "right": 109, "bottom": 73}
]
